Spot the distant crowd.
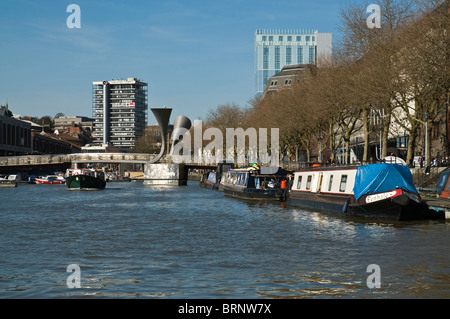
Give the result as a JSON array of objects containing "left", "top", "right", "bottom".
[{"left": 414, "top": 156, "right": 450, "bottom": 168}]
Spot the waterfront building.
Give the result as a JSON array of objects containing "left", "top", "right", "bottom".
[
  {"left": 54, "top": 116, "right": 94, "bottom": 133},
  {"left": 254, "top": 29, "right": 332, "bottom": 94},
  {"left": 31, "top": 132, "right": 72, "bottom": 155},
  {"left": 0, "top": 105, "right": 32, "bottom": 156},
  {"left": 92, "top": 78, "right": 148, "bottom": 152}
]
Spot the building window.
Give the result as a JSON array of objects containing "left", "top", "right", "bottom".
[
  {"left": 396, "top": 136, "right": 409, "bottom": 148},
  {"left": 278, "top": 36, "right": 283, "bottom": 42},
  {"left": 262, "top": 36, "right": 267, "bottom": 41},
  {"left": 309, "top": 46, "right": 315, "bottom": 64},
  {"left": 263, "top": 47, "right": 269, "bottom": 69},
  {"left": 275, "top": 46, "right": 280, "bottom": 70},
  {"left": 298, "top": 47, "right": 303, "bottom": 64},
  {"left": 306, "top": 36, "right": 310, "bottom": 42},
  {"left": 286, "top": 47, "right": 292, "bottom": 65},
  {"left": 296, "top": 36, "right": 301, "bottom": 42},
  {"left": 269, "top": 36, "right": 273, "bottom": 42},
  {"left": 287, "top": 36, "right": 292, "bottom": 42}
]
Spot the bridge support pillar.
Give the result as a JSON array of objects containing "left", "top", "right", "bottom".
[{"left": 143, "top": 163, "right": 188, "bottom": 186}]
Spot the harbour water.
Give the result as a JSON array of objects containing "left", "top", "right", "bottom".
[{"left": 0, "top": 181, "right": 449, "bottom": 299}]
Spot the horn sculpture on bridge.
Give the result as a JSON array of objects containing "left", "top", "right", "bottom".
[
  {"left": 149, "top": 107, "right": 172, "bottom": 164},
  {"left": 170, "top": 115, "right": 192, "bottom": 155}
]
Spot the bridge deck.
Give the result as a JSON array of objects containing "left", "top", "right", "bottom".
[{"left": 0, "top": 153, "right": 217, "bottom": 170}]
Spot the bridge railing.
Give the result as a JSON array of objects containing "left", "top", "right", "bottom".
[
  {"left": 0, "top": 154, "right": 71, "bottom": 166},
  {"left": 1, "top": 153, "right": 223, "bottom": 167},
  {"left": 69, "top": 153, "right": 156, "bottom": 163}
]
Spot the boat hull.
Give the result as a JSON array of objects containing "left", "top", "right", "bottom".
[
  {"left": 35, "top": 180, "right": 64, "bottom": 184},
  {"left": 66, "top": 174, "right": 106, "bottom": 190},
  {"left": 288, "top": 191, "right": 353, "bottom": 214},
  {"left": 351, "top": 193, "right": 445, "bottom": 221},
  {"left": 223, "top": 185, "right": 284, "bottom": 201},
  {"left": 0, "top": 180, "right": 17, "bottom": 188},
  {"left": 288, "top": 191, "right": 444, "bottom": 221}
]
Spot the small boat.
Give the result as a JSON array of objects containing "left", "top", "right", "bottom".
[
  {"left": 288, "top": 163, "right": 444, "bottom": 221},
  {"left": 199, "top": 162, "right": 234, "bottom": 191},
  {"left": 65, "top": 168, "right": 106, "bottom": 190},
  {"left": 222, "top": 165, "right": 291, "bottom": 201},
  {"left": 200, "top": 171, "right": 220, "bottom": 190},
  {"left": 436, "top": 169, "right": 450, "bottom": 199},
  {"left": 35, "top": 175, "right": 66, "bottom": 184},
  {"left": 0, "top": 179, "right": 17, "bottom": 188}
]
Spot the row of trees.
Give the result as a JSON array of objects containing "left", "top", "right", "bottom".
[{"left": 203, "top": 0, "right": 449, "bottom": 166}]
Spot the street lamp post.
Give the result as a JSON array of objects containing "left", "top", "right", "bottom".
[{"left": 424, "top": 112, "right": 428, "bottom": 168}]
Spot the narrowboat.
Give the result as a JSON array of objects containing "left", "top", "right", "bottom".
[
  {"left": 200, "top": 171, "right": 220, "bottom": 190},
  {"left": 288, "top": 163, "right": 444, "bottom": 221},
  {"left": 222, "top": 165, "right": 291, "bottom": 201},
  {"left": 65, "top": 168, "right": 106, "bottom": 190},
  {"left": 199, "top": 162, "right": 234, "bottom": 191}
]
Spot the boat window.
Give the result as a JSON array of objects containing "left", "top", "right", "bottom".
[
  {"left": 339, "top": 175, "right": 347, "bottom": 192},
  {"left": 242, "top": 173, "right": 248, "bottom": 186},
  {"left": 306, "top": 175, "right": 312, "bottom": 190},
  {"left": 297, "top": 176, "right": 302, "bottom": 189},
  {"left": 328, "top": 175, "right": 333, "bottom": 191},
  {"left": 238, "top": 173, "right": 245, "bottom": 185}
]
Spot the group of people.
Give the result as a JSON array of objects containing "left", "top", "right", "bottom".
[{"left": 415, "top": 156, "right": 450, "bottom": 168}]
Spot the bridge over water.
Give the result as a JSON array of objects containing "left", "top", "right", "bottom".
[{"left": 0, "top": 153, "right": 217, "bottom": 171}]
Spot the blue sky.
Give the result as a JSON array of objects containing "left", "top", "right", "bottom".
[{"left": 0, "top": 0, "right": 346, "bottom": 124}]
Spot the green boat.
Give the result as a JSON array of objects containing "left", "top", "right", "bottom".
[{"left": 65, "top": 168, "right": 106, "bottom": 190}]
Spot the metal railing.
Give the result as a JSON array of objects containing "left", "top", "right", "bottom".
[{"left": 0, "top": 153, "right": 216, "bottom": 167}]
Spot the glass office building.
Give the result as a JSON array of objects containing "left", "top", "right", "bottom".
[
  {"left": 255, "top": 29, "right": 332, "bottom": 94},
  {"left": 92, "top": 78, "right": 148, "bottom": 152}
]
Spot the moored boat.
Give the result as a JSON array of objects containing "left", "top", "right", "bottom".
[
  {"left": 0, "top": 179, "right": 17, "bottom": 188},
  {"left": 65, "top": 168, "right": 106, "bottom": 190},
  {"left": 199, "top": 162, "right": 234, "bottom": 191},
  {"left": 200, "top": 171, "right": 220, "bottom": 190},
  {"left": 222, "top": 165, "right": 291, "bottom": 201},
  {"left": 35, "top": 175, "right": 66, "bottom": 184},
  {"left": 288, "top": 163, "right": 444, "bottom": 221}
]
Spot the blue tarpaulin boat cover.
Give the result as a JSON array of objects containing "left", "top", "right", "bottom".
[
  {"left": 436, "top": 169, "right": 450, "bottom": 195},
  {"left": 353, "top": 163, "right": 418, "bottom": 200}
]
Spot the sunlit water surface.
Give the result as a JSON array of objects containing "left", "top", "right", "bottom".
[{"left": 0, "top": 181, "right": 449, "bottom": 298}]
